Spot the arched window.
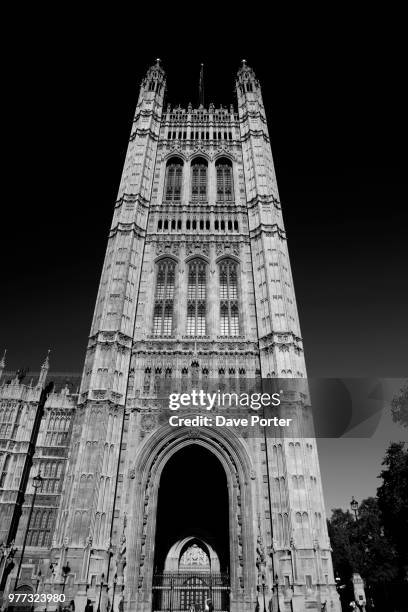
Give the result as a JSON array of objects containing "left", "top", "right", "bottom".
[
  {"left": 153, "top": 259, "right": 176, "bottom": 337},
  {"left": 219, "top": 259, "right": 239, "bottom": 336},
  {"left": 187, "top": 259, "right": 207, "bottom": 336},
  {"left": 216, "top": 158, "right": 233, "bottom": 202},
  {"left": 0, "top": 454, "right": 10, "bottom": 488},
  {"left": 164, "top": 158, "right": 183, "bottom": 201},
  {"left": 191, "top": 158, "right": 208, "bottom": 201}
]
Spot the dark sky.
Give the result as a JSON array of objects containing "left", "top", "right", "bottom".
[{"left": 1, "top": 10, "right": 407, "bottom": 380}]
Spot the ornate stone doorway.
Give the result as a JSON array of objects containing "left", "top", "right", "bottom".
[
  {"left": 152, "top": 445, "right": 230, "bottom": 611},
  {"left": 127, "top": 428, "right": 256, "bottom": 612}
]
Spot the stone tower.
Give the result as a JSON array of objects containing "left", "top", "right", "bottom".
[{"left": 47, "top": 60, "right": 341, "bottom": 612}]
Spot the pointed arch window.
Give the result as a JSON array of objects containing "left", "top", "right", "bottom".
[
  {"left": 219, "top": 259, "right": 239, "bottom": 336},
  {"left": 153, "top": 259, "right": 176, "bottom": 337},
  {"left": 187, "top": 259, "right": 207, "bottom": 336},
  {"left": 0, "top": 454, "right": 10, "bottom": 488},
  {"left": 216, "top": 158, "right": 233, "bottom": 202},
  {"left": 191, "top": 158, "right": 208, "bottom": 201},
  {"left": 164, "top": 158, "right": 183, "bottom": 201}
]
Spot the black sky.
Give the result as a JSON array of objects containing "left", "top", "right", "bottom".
[{"left": 1, "top": 9, "right": 407, "bottom": 378}]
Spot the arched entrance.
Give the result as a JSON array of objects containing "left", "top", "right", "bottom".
[
  {"left": 152, "top": 445, "right": 230, "bottom": 612},
  {"left": 126, "top": 426, "right": 256, "bottom": 612}
]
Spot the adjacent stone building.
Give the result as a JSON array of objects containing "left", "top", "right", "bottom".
[
  {"left": 0, "top": 61, "right": 341, "bottom": 611},
  {"left": 0, "top": 354, "right": 77, "bottom": 598}
]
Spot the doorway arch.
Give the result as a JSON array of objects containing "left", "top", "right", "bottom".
[
  {"left": 153, "top": 445, "right": 228, "bottom": 612},
  {"left": 125, "top": 426, "right": 256, "bottom": 612},
  {"left": 164, "top": 537, "right": 220, "bottom": 573},
  {"left": 154, "top": 444, "right": 229, "bottom": 573}
]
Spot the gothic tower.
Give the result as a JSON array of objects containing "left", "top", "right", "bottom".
[{"left": 49, "top": 60, "right": 341, "bottom": 612}]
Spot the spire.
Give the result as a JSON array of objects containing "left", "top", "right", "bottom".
[
  {"left": 42, "top": 349, "right": 51, "bottom": 369},
  {"left": 140, "top": 58, "right": 166, "bottom": 102},
  {"left": 236, "top": 59, "right": 260, "bottom": 101},
  {"left": 199, "top": 64, "right": 205, "bottom": 108},
  {"left": 37, "top": 349, "right": 51, "bottom": 388},
  {"left": 0, "top": 349, "right": 6, "bottom": 382},
  {"left": 236, "top": 58, "right": 258, "bottom": 84},
  {"left": 144, "top": 57, "right": 166, "bottom": 81}
]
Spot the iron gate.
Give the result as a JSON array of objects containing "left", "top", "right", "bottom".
[{"left": 152, "top": 572, "right": 230, "bottom": 612}]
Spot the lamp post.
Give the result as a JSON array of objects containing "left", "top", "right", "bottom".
[
  {"left": 59, "top": 563, "right": 70, "bottom": 610},
  {"left": 61, "top": 564, "right": 70, "bottom": 594},
  {"left": 14, "top": 471, "right": 43, "bottom": 590},
  {"left": 350, "top": 496, "right": 359, "bottom": 521},
  {"left": 45, "top": 563, "right": 56, "bottom": 612},
  {"left": 349, "top": 498, "right": 369, "bottom": 611},
  {"left": 335, "top": 574, "right": 346, "bottom": 605},
  {"left": 97, "top": 573, "right": 105, "bottom": 612}
]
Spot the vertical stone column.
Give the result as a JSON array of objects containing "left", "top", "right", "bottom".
[
  {"left": 207, "top": 245, "right": 218, "bottom": 339},
  {"left": 208, "top": 160, "right": 216, "bottom": 204},
  {"left": 236, "top": 61, "right": 341, "bottom": 612},
  {"left": 53, "top": 61, "right": 167, "bottom": 602},
  {"left": 178, "top": 246, "right": 188, "bottom": 338}
]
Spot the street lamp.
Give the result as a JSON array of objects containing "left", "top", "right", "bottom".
[
  {"left": 61, "top": 563, "right": 71, "bottom": 593},
  {"left": 58, "top": 563, "right": 71, "bottom": 610},
  {"left": 14, "top": 471, "right": 43, "bottom": 590},
  {"left": 350, "top": 496, "right": 359, "bottom": 521},
  {"left": 45, "top": 564, "right": 56, "bottom": 612},
  {"left": 97, "top": 573, "right": 105, "bottom": 612}
]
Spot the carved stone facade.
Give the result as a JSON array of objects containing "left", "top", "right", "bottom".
[
  {"left": 0, "top": 355, "right": 77, "bottom": 597},
  {"left": 0, "top": 61, "right": 340, "bottom": 611}
]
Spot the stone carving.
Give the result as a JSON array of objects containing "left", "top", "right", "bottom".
[
  {"left": 156, "top": 241, "right": 180, "bottom": 256},
  {"left": 215, "top": 242, "right": 240, "bottom": 256},
  {"left": 140, "top": 413, "right": 157, "bottom": 432},
  {"left": 116, "top": 548, "right": 126, "bottom": 579},
  {"left": 180, "top": 544, "right": 210, "bottom": 567},
  {"left": 185, "top": 241, "right": 210, "bottom": 256}
]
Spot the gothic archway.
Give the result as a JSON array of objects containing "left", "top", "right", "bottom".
[
  {"left": 154, "top": 445, "right": 229, "bottom": 573},
  {"left": 153, "top": 532, "right": 227, "bottom": 612},
  {"left": 124, "top": 426, "right": 257, "bottom": 612}
]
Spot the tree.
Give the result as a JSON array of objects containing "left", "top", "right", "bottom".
[
  {"left": 355, "top": 497, "right": 398, "bottom": 584},
  {"left": 328, "top": 498, "right": 398, "bottom": 588},
  {"left": 391, "top": 380, "right": 408, "bottom": 427},
  {"left": 377, "top": 441, "right": 408, "bottom": 578}
]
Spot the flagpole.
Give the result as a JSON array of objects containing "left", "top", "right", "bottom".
[{"left": 199, "top": 63, "right": 204, "bottom": 107}]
